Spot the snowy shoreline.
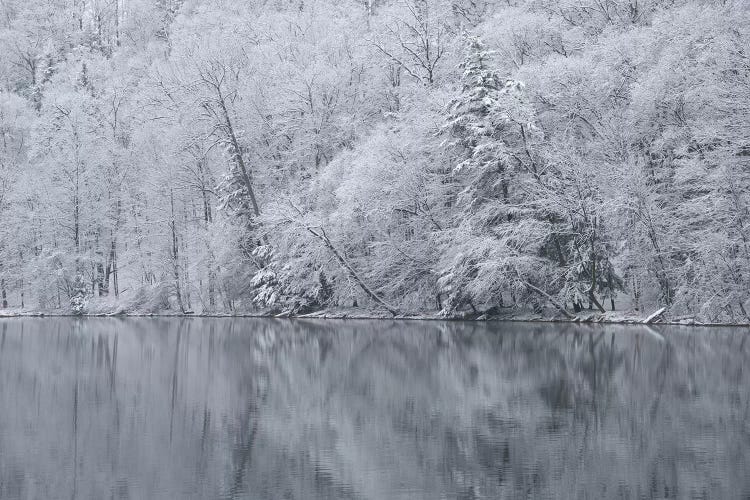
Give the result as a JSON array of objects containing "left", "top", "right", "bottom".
[
  {"left": 1, "top": 2, "right": 749, "bottom": 338},
  {"left": 0, "top": 309, "right": 746, "bottom": 328}
]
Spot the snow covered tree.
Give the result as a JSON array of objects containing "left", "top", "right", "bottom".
[
  {"left": 0, "top": 0, "right": 745, "bottom": 321},
  {"left": 439, "top": 37, "right": 547, "bottom": 315}
]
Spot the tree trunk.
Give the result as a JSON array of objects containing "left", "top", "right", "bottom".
[
  {"left": 643, "top": 307, "right": 666, "bottom": 324},
  {"left": 521, "top": 280, "right": 576, "bottom": 320},
  {"left": 170, "top": 189, "right": 185, "bottom": 313},
  {"left": 104, "top": 238, "right": 117, "bottom": 297},
  {"left": 208, "top": 266, "right": 216, "bottom": 309},
  {"left": 306, "top": 226, "right": 399, "bottom": 316},
  {"left": 114, "top": 0, "right": 120, "bottom": 47},
  {"left": 216, "top": 93, "right": 260, "bottom": 217},
  {"left": 96, "top": 261, "right": 107, "bottom": 296},
  {"left": 588, "top": 255, "right": 606, "bottom": 313},
  {"left": 96, "top": 231, "right": 107, "bottom": 296},
  {"left": 182, "top": 208, "right": 192, "bottom": 311}
]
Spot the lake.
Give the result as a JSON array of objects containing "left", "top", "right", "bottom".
[{"left": 0, "top": 318, "right": 747, "bottom": 499}]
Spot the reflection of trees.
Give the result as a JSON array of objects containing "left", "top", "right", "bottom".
[
  {"left": 249, "top": 321, "right": 750, "bottom": 499},
  {"left": 0, "top": 319, "right": 747, "bottom": 499}
]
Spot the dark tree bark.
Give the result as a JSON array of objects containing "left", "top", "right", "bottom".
[{"left": 306, "top": 225, "right": 399, "bottom": 316}]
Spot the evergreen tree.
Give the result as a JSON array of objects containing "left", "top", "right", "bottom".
[{"left": 439, "top": 37, "right": 545, "bottom": 315}]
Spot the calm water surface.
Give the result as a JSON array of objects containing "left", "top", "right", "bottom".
[{"left": 0, "top": 319, "right": 747, "bottom": 499}]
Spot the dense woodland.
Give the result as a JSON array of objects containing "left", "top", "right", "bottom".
[{"left": 0, "top": 0, "right": 748, "bottom": 321}]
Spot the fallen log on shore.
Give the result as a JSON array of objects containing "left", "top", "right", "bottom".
[{"left": 643, "top": 307, "right": 666, "bottom": 324}]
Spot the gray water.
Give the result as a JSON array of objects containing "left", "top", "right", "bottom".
[{"left": 0, "top": 319, "right": 747, "bottom": 500}]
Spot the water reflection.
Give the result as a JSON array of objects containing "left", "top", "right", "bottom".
[{"left": 0, "top": 319, "right": 747, "bottom": 499}]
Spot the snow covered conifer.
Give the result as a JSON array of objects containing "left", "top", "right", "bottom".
[
  {"left": 439, "top": 37, "right": 547, "bottom": 315},
  {"left": 70, "top": 274, "right": 88, "bottom": 314}
]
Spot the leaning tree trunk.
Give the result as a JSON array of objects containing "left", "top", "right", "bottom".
[
  {"left": 588, "top": 255, "right": 606, "bottom": 313},
  {"left": 521, "top": 279, "right": 576, "bottom": 320},
  {"left": 306, "top": 226, "right": 399, "bottom": 316},
  {"left": 216, "top": 91, "right": 260, "bottom": 218},
  {"left": 170, "top": 189, "right": 185, "bottom": 313}
]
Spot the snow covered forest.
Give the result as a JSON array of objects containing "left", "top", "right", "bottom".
[{"left": 0, "top": 0, "right": 748, "bottom": 321}]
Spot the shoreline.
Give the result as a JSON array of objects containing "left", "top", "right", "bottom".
[{"left": 0, "top": 310, "right": 748, "bottom": 328}]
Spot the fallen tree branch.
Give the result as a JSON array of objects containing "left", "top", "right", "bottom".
[
  {"left": 278, "top": 201, "right": 401, "bottom": 317},
  {"left": 307, "top": 227, "right": 400, "bottom": 317},
  {"left": 643, "top": 307, "right": 666, "bottom": 324},
  {"left": 521, "top": 280, "right": 576, "bottom": 320}
]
